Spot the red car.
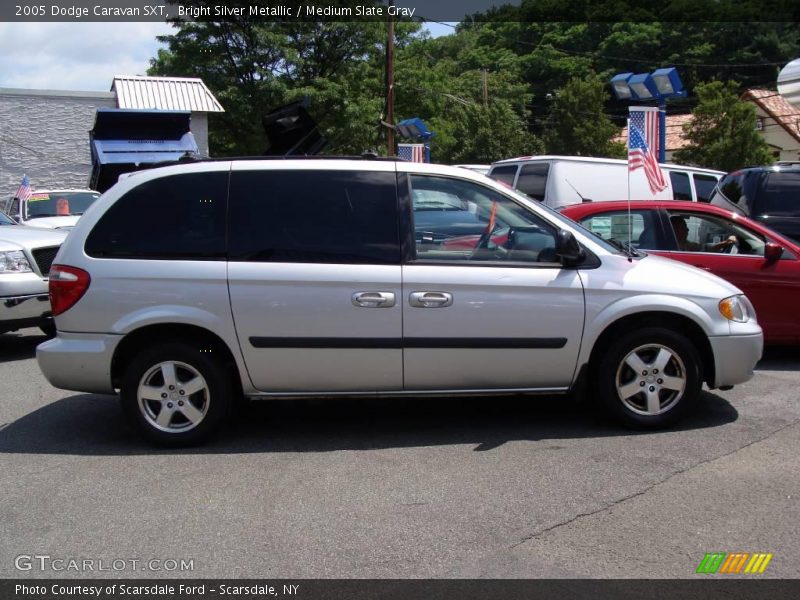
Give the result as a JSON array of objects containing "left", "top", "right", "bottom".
[{"left": 561, "top": 200, "right": 800, "bottom": 345}]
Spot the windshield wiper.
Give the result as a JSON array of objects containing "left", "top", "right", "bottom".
[{"left": 605, "top": 237, "right": 642, "bottom": 257}]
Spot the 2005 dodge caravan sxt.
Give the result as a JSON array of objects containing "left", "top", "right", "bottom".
[{"left": 37, "top": 159, "right": 763, "bottom": 445}]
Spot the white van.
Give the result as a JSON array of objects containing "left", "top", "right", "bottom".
[{"left": 487, "top": 156, "right": 724, "bottom": 210}]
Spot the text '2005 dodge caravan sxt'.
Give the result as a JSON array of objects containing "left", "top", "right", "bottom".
[{"left": 37, "top": 159, "right": 763, "bottom": 446}]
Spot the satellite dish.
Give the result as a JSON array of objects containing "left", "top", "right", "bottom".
[{"left": 777, "top": 58, "right": 800, "bottom": 105}]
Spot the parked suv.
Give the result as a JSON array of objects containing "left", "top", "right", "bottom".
[
  {"left": 37, "top": 159, "right": 762, "bottom": 445},
  {"left": 709, "top": 163, "right": 800, "bottom": 242},
  {"left": 0, "top": 210, "right": 67, "bottom": 335}
]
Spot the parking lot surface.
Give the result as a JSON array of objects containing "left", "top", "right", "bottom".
[{"left": 1, "top": 329, "right": 798, "bottom": 578}]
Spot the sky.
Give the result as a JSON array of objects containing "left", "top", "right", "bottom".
[{"left": 0, "top": 21, "right": 454, "bottom": 92}]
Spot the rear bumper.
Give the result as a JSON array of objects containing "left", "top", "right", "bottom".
[
  {"left": 37, "top": 332, "right": 121, "bottom": 394},
  {"left": 0, "top": 293, "right": 52, "bottom": 332},
  {"left": 708, "top": 332, "right": 763, "bottom": 388}
]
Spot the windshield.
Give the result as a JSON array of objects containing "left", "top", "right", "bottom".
[
  {"left": 0, "top": 211, "right": 15, "bottom": 225},
  {"left": 24, "top": 191, "right": 100, "bottom": 219}
]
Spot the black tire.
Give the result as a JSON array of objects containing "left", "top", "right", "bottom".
[
  {"left": 39, "top": 321, "right": 57, "bottom": 337},
  {"left": 595, "top": 327, "right": 701, "bottom": 429},
  {"left": 120, "top": 341, "right": 234, "bottom": 446}
]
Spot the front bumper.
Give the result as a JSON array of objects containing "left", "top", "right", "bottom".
[
  {"left": 0, "top": 293, "right": 52, "bottom": 332},
  {"left": 37, "top": 332, "right": 122, "bottom": 394},
  {"left": 708, "top": 332, "right": 763, "bottom": 388}
]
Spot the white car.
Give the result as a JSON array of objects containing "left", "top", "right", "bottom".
[
  {"left": 0, "top": 210, "right": 67, "bottom": 335},
  {"left": 4, "top": 189, "right": 101, "bottom": 229}
]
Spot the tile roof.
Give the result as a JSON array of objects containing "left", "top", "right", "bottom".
[
  {"left": 741, "top": 88, "right": 800, "bottom": 144},
  {"left": 613, "top": 90, "right": 800, "bottom": 149},
  {"left": 614, "top": 113, "right": 694, "bottom": 151},
  {"left": 111, "top": 75, "right": 224, "bottom": 113}
]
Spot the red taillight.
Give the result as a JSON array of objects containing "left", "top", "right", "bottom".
[{"left": 49, "top": 265, "right": 91, "bottom": 316}]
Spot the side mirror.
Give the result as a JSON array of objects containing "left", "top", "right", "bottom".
[
  {"left": 555, "top": 229, "right": 585, "bottom": 266},
  {"left": 764, "top": 242, "right": 783, "bottom": 263}
]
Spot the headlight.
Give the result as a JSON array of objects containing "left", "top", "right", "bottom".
[
  {"left": 0, "top": 250, "right": 32, "bottom": 274},
  {"left": 719, "top": 295, "right": 753, "bottom": 323}
]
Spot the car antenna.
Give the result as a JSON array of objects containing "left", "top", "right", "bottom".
[{"left": 564, "top": 178, "right": 592, "bottom": 203}]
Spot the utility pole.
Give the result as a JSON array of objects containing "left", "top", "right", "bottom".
[
  {"left": 482, "top": 69, "right": 489, "bottom": 106},
  {"left": 385, "top": 0, "right": 395, "bottom": 156}
]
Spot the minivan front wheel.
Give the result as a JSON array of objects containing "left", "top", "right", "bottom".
[
  {"left": 121, "top": 342, "right": 232, "bottom": 446},
  {"left": 596, "top": 327, "right": 701, "bottom": 428}
]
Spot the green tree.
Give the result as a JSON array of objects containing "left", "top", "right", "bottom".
[
  {"left": 149, "top": 1, "right": 420, "bottom": 155},
  {"left": 542, "top": 73, "right": 626, "bottom": 157},
  {"left": 673, "top": 80, "right": 773, "bottom": 171}
]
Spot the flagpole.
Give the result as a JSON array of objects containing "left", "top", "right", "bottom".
[{"left": 626, "top": 114, "right": 632, "bottom": 253}]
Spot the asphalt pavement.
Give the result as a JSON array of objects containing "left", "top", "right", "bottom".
[{"left": 0, "top": 328, "right": 797, "bottom": 579}]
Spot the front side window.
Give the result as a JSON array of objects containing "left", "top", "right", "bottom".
[
  {"left": 714, "top": 173, "right": 745, "bottom": 206},
  {"left": 228, "top": 170, "right": 399, "bottom": 264},
  {"left": 85, "top": 172, "right": 228, "bottom": 259},
  {"left": 667, "top": 210, "right": 766, "bottom": 256},
  {"left": 410, "top": 175, "right": 558, "bottom": 264},
  {"left": 25, "top": 191, "right": 100, "bottom": 220}
]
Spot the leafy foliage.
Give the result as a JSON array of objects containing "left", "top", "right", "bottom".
[
  {"left": 148, "top": 1, "right": 800, "bottom": 163},
  {"left": 542, "top": 73, "right": 626, "bottom": 158},
  {"left": 673, "top": 81, "right": 774, "bottom": 171}
]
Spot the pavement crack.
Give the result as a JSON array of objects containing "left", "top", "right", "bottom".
[{"left": 509, "top": 419, "right": 800, "bottom": 550}]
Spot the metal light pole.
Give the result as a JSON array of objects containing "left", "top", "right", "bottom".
[{"left": 611, "top": 68, "right": 686, "bottom": 163}]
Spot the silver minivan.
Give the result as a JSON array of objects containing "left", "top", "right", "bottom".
[{"left": 37, "top": 159, "right": 762, "bottom": 445}]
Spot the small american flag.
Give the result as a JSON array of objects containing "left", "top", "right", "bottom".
[
  {"left": 15, "top": 175, "right": 32, "bottom": 203},
  {"left": 398, "top": 143, "right": 426, "bottom": 162},
  {"left": 628, "top": 108, "right": 667, "bottom": 194}
]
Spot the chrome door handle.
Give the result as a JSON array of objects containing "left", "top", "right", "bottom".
[
  {"left": 409, "top": 291, "right": 453, "bottom": 308},
  {"left": 352, "top": 291, "right": 396, "bottom": 308}
]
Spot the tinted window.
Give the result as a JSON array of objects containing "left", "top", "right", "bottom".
[
  {"left": 717, "top": 173, "right": 745, "bottom": 205},
  {"left": 516, "top": 163, "right": 550, "bottom": 201},
  {"left": 488, "top": 165, "right": 518, "bottom": 186},
  {"left": 693, "top": 174, "right": 718, "bottom": 203},
  {"left": 410, "top": 175, "right": 557, "bottom": 263},
  {"left": 669, "top": 172, "right": 692, "bottom": 201},
  {"left": 0, "top": 211, "right": 15, "bottom": 225},
  {"left": 85, "top": 172, "right": 227, "bottom": 259},
  {"left": 759, "top": 172, "right": 800, "bottom": 215},
  {"left": 228, "top": 170, "right": 399, "bottom": 264},
  {"left": 7, "top": 198, "right": 20, "bottom": 219}
]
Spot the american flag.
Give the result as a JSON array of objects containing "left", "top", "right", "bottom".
[
  {"left": 398, "top": 143, "right": 426, "bottom": 162},
  {"left": 628, "top": 108, "right": 667, "bottom": 194},
  {"left": 15, "top": 175, "right": 32, "bottom": 203}
]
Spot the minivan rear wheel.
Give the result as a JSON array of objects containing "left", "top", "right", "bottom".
[
  {"left": 596, "top": 327, "right": 701, "bottom": 428},
  {"left": 121, "top": 341, "right": 233, "bottom": 446}
]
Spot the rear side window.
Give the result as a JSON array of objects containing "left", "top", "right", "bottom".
[
  {"left": 579, "top": 210, "right": 658, "bottom": 249},
  {"left": 228, "top": 170, "right": 399, "bottom": 264},
  {"left": 669, "top": 172, "right": 692, "bottom": 201},
  {"left": 488, "top": 165, "right": 518, "bottom": 186},
  {"left": 759, "top": 172, "right": 800, "bottom": 215},
  {"left": 85, "top": 172, "right": 228, "bottom": 259},
  {"left": 693, "top": 174, "right": 718, "bottom": 202},
  {"left": 516, "top": 163, "right": 550, "bottom": 201}
]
